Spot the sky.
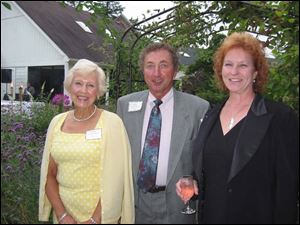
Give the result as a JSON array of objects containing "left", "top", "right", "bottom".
[{"left": 120, "top": 1, "right": 174, "bottom": 21}]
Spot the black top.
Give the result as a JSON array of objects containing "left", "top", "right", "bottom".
[
  {"left": 193, "top": 94, "right": 299, "bottom": 224},
  {"left": 202, "top": 117, "right": 244, "bottom": 224}
]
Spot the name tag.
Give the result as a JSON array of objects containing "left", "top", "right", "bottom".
[
  {"left": 86, "top": 129, "right": 102, "bottom": 140},
  {"left": 128, "top": 101, "right": 143, "bottom": 112}
]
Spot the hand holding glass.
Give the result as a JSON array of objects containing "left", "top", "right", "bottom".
[{"left": 180, "top": 175, "right": 196, "bottom": 214}]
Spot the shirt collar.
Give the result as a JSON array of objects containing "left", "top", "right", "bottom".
[{"left": 148, "top": 88, "right": 174, "bottom": 107}]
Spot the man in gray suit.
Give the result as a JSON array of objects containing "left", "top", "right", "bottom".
[{"left": 117, "top": 43, "right": 209, "bottom": 224}]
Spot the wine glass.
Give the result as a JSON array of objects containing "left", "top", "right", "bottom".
[{"left": 180, "top": 175, "right": 196, "bottom": 214}]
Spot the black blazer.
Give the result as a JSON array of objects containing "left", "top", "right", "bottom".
[{"left": 193, "top": 94, "right": 299, "bottom": 224}]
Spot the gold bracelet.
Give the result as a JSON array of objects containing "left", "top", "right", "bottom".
[
  {"left": 90, "top": 217, "right": 97, "bottom": 224},
  {"left": 58, "top": 212, "right": 68, "bottom": 223}
]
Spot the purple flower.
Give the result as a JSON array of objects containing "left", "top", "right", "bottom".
[
  {"left": 51, "top": 94, "right": 70, "bottom": 106},
  {"left": 23, "top": 133, "right": 36, "bottom": 142},
  {"left": 10, "top": 122, "right": 24, "bottom": 132},
  {"left": 64, "top": 96, "right": 70, "bottom": 106}
]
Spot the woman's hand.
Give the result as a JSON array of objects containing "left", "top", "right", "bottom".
[
  {"left": 176, "top": 178, "right": 199, "bottom": 203},
  {"left": 59, "top": 214, "right": 77, "bottom": 224},
  {"left": 79, "top": 217, "right": 99, "bottom": 224}
]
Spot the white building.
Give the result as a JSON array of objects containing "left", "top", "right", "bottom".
[{"left": 1, "top": 1, "right": 129, "bottom": 100}]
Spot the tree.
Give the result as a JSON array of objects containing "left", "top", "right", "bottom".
[
  {"left": 136, "top": 1, "right": 298, "bottom": 111},
  {"left": 62, "top": 1, "right": 124, "bottom": 17},
  {"left": 60, "top": 1, "right": 298, "bottom": 112},
  {"left": 60, "top": 1, "right": 139, "bottom": 102},
  {"left": 182, "top": 34, "right": 227, "bottom": 104}
]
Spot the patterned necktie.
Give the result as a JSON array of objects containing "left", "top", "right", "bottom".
[{"left": 137, "top": 99, "right": 163, "bottom": 192}]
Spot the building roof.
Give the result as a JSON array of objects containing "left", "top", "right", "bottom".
[
  {"left": 178, "top": 47, "right": 198, "bottom": 66},
  {"left": 16, "top": 1, "right": 127, "bottom": 65}
]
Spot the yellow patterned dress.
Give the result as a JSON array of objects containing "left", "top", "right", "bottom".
[
  {"left": 51, "top": 119, "right": 102, "bottom": 222},
  {"left": 39, "top": 111, "right": 134, "bottom": 224}
]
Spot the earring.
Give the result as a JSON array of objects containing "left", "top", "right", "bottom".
[{"left": 253, "top": 79, "right": 256, "bottom": 83}]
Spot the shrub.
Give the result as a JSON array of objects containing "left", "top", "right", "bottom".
[
  {"left": 30, "top": 103, "right": 61, "bottom": 133},
  {"left": 1, "top": 102, "right": 61, "bottom": 223},
  {"left": 1, "top": 112, "right": 47, "bottom": 224}
]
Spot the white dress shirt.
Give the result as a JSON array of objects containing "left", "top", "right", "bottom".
[{"left": 141, "top": 88, "right": 174, "bottom": 186}]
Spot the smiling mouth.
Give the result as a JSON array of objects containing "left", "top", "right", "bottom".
[
  {"left": 152, "top": 80, "right": 162, "bottom": 85},
  {"left": 77, "top": 96, "right": 89, "bottom": 101},
  {"left": 229, "top": 78, "right": 241, "bottom": 82}
]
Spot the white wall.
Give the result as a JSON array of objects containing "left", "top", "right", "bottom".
[
  {"left": 1, "top": 1, "right": 69, "bottom": 100},
  {"left": 1, "top": 2, "right": 68, "bottom": 68}
]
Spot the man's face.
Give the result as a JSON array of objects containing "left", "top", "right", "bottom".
[{"left": 143, "top": 49, "right": 176, "bottom": 99}]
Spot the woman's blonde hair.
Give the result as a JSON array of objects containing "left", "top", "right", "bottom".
[{"left": 64, "top": 59, "right": 107, "bottom": 98}]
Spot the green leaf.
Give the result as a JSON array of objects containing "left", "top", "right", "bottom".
[
  {"left": 2, "top": 2, "right": 11, "bottom": 10},
  {"left": 288, "top": 18, "right": 295, "bottom": 23}
]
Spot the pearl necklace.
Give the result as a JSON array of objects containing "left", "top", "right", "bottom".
[{"left": 73, "top": 105, "right": 97, "bottom": 122}]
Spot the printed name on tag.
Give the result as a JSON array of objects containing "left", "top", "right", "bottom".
[
  {"left": 128, "top": 101, "right": 143, "bottom": 112},
  {"left": 86, "top": 129, "right": 102, "bottom": 140}
]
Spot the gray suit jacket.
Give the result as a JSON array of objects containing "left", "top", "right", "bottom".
[{"left": 117, "top": 89, "right": 209, "bottom": 223}]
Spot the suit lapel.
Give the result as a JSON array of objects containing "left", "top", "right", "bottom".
[
  {"left": 130, "top": 92, "right": 149, "bottom": 182},
  {"left": 228, "top": 94, "right": 273, "bottom": 182},
  {"left": 167, "top": 98, "right": 189, "bottom": 184},
  {"left": 193, "top": 104, "right": 222, "bottom": 182}
]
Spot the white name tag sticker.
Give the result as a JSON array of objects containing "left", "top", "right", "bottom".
[
  {"left": 128, "top": 101, "right": 143, "bottom": 112},
  {"left": 86, "top": 129, "right": 102, "bottom": 140}
]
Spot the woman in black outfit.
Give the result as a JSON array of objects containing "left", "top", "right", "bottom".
[{"left": 177, "top": 32, "right": 299, "bottom": 224}]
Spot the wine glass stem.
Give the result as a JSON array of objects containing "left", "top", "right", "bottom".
[{"left": 186, "top": 200, "right": 191, "bottom": 209}]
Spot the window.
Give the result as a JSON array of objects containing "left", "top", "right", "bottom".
[{"left": 75, "top": 21, "right": 93, "bottom": 33}]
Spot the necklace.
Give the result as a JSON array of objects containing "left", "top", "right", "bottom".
[
  {"left": 73, "top": 105, "right": 97, "bottom": 122},
  {"left": 228, "top": 117, "right": 235, "bottom": 129},
  {"left": 228, "top": 117, "right": 235, "bottom": 130},
  {"left": 227, "top": 103, "right": 251, "bottom": 130}
]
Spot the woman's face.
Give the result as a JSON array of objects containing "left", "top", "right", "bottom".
[
  {"left": 70, "top": 71, "right": 98, "bottom": 109},
  {"left": 222, "top": 47, "right": 257, "bottom": 94}
]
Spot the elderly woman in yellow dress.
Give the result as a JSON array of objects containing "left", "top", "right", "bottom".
[{"left": 39, "top": 59, "right": 134, "bottom": 224}]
